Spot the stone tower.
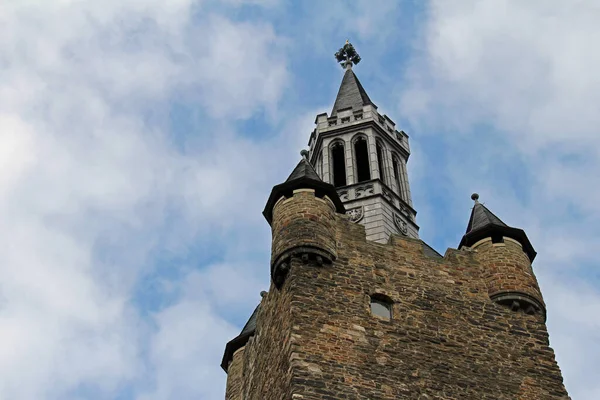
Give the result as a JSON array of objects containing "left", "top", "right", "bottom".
[{"left": 221, "top": 44, "right": 569, "bottom": 399}]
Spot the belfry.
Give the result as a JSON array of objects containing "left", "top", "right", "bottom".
[{"left": 221, "top": 42, "right": 570, "bottom": 400}]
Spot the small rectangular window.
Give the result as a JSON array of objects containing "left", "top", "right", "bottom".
[
  {"left": 491, "top": 234, "right": 504, "bottom": 244},
  {"left": 370, "top": 296, "right": 392, "bottom": 320}
]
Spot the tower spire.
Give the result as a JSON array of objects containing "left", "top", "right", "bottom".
[
  {"left": 307, "top": 41, "right": 419, "bottom": 243},
  {"left": 331, "top": 41, "right": 373, "bottom": 116},
  {"left": 330, "top": 68, "right": 373, "bottom": 116}
]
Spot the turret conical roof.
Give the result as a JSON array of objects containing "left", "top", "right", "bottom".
[
  {"left": 465, "top": 202, "right": 508, "bottom": 233},
  {"left": 459, "top": 197, "right": 537, "bottom": 262},
  {"left": 331, "top": 67, "right": 374, "bottom": 116},
  {"left": 262, "top": 157, "right": 345, "bottom": 224},
  {"left": 221, "top": 305, "right": 260, "bottom": 372},
  {"left": 285, "top": 157, "right": 322, "bottom": 182}
]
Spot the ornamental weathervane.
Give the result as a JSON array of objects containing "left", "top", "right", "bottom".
[{"left": 334, "top": 39, "right": 361, "bottom": 69}]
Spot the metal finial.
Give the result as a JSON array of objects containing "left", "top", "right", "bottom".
[
  {"left": 334, "top": 40, "right": 361, "bottom": 69},
  {"left": 300, "top": 149, "right": 309, "bottom": 160},
  {"left": 471, "top": 193, "right": 480, "bottom": 203}
]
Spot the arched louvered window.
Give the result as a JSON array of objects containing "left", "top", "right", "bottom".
[
  {"left": 392, "top": 156, "right": 405, "bottom": 200},
  {"left": 354, "top": 136, "right": 371, "bottom": 183},
  {"left": 319, "top": 151, "right": 324, "bottom": 179},
  {"left": 376, "top": 141, "right": 386, "bottom": 184},
  {"left": 330, "top": 141, "right": 346, "bottom": 187}
]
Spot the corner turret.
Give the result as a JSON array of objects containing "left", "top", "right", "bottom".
[
  {"left": 221, "top": 305, "right": 260, "bottom": 373},
  {"left": 222, "top": 304, "right": 260, "bottom": 400},
  {"left": 263, "top": 154, "right": 345, "bottom": 288},
  {"left": 459, "top": 194, "right": 546, "bottom": 319}
]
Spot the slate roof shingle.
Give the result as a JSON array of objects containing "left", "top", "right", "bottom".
[
  {"left": 286, "top": 157, "right": 322, "bottom": 182},
  {"left": 331, "top": 68, "right": 375, "bottom": 116},
  {"left": 466, "top": 202, "right": 508, "bottom": 234}
]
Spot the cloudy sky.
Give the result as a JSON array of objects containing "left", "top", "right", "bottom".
[{"left": 1, "top": 0, "right": 598, "bottom": 399}]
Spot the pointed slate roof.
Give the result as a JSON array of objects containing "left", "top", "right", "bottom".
[
  {"left": 286, "top": 157, "right": 322, "bottom": 182},
  {"left": 262, "top": 157, "right": 345, "bottom": 224},
  {"left": 331, "top": 67, "right": 374, "bottom": 116},
  {"left": 221, "top": 305, "right": 260, "bottom": 372},
  {"left": 458, "top": 197, "right": 537, "bottom": 262},
  {"left": 466, "top": 202, "right": 508, "bottom": 233}
]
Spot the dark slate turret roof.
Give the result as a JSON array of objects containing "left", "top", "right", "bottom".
[
  {"left": 286, "top": 157, "right": 322, "bottom": 182},
  {"left": 221, "top": 305, "right": 260, "bottom": 372},
  {"left": 331, "top": 67, "right": 374, "bottom": 116},
  {"left": 263, "top": 158, "right": 345, "bottom": 224},
  {"left": 459, "top": 201, "right": 537, "bottom": 262},
  {"left": 466, "top": 202, "right": 508, "bottom": 233}
]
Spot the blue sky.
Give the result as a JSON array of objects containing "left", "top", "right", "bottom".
[{"left": 0, "top": 1, "right": 599, "bottom": 399}]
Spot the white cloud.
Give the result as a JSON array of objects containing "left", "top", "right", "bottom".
[
  {"left": 0, "top": 115, "right": 37, "bottom": 193},
  {"left": 139, "top": 279, "right": 236, "bottom": 400},
  {"left": 0, "top": 0, "right": 289, "bottom": 399},
  {"left": 138, "top": 267, "right": 264, "bottom": 400},
  {"left": 402, "top": 1, "right": 600, "bottom": 148},
  {"left": 180, "top": 15, "right": 289, "bottom": 119}
]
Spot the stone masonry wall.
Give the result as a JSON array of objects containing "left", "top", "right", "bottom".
[
  {"left": 239, "top": 278, "right": 294, "bottom": 400},
  {"left": 271, "top": 190, "right": 337, "bottom": 274},
  {"left": 343, "top": 194, "right": 418, "bottom": 243},
  {"left": 473, "top": 237, "right": 545, "bottom": 309},
  {"left": 229, "top": 212, "right": 569, "bottom": 399},
  {"left": 225, "top": 348, "right": 245, "bottom": 400}
]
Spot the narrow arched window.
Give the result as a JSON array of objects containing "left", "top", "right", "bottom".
[
  {"left": 319, "top": 151, "right": 324, "bottom": 179},
  {"left": 392, "top": 156, "right": 404, "bottom": 200},
  {"left": 354, "top": 136, "right": 371, "bottom": 183},
  {"left": 376, "top": 141, "right": 386, "bottom": 184},
  {"left": 370, "top": 294, "right": 393, "bottom": 320},
  {"left": 330, "top": 142, "right": 346, "bottom": 187},
  {"left": 314, "top": 151, "right": 322, "bottom": 177}
]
